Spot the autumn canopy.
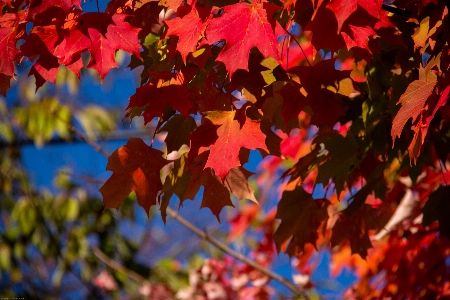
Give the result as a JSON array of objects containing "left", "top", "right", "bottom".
[{"left": 2, "top": 0, "right": 450, "bottom": 297}]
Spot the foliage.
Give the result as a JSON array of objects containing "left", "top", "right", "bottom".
[{"left": 2, "top": 0, "right": 450, "bottom": 298}]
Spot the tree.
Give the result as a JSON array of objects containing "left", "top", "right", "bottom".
[{"left": 1, "top": 0, "right": 450, "bottom": 298}]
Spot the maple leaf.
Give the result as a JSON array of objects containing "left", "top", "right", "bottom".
[
  {"left": 305, "top": 4, "right": 345, "bottom": 52},
  {"left": 188, "top": 122, "right": 219, "bottom": 164},
  {"left": 182, "top": 152, "right": 234, "bottom": 221},
  {"left": 278, "top": 59, "right": 347, "bottom": 126},
  {"left": 20, "top": 25, "right": 61, "bottom": 88},
  {"left": 202, "top": 1, "right": 278, "bottom": 77},
  {"left": 158, "top": 115, "right": 197, "bottom": 153},
  {"left": 162, "top": 0, "right": 183, "bottom": 11},
  {"left": 273, "top": 186, "right": 328, "bottom": 256},
  {"left": 224, "top": 167, "right": 257, "bottom": 203},
  {"left": 228, "top": 51, "right": 269, "bottom": 104},
  {"left": 87, "top": 28, "right": 117, "bottom": 81},
  {"left": 126, "top": 70, "right": 194, "bottom": 124},
  {"left": 408, "top": 84, "right": 450, "bottom": 162},
  {"left": 105, "top": 14, "right": 142, "bottom": 60},
  {"left": 203, "top": 110, "right": 268, "bottom": 180},
  {"left": 410, "top": 7, "right": 446, "bottom": 53},
  {"left": 55, "top": 25, "right": 91, "bottom": 65},
  {"left": 326, "top": 0, "right": 357, "bottom": 34},
  {"left": 330, "top": 204, "right": 375, "bottom": 258},
  {"left": 83, "top": 13, "right": 141, "bottom": 80},
  {"left": 160, "top": 153, "right": 191, "bottom": 223},
  {"left": 99, "top": 138, "right": 169, "bottom": 216},
  {"left": 161, "top": 152, "right": 256, "bottom": 221},
  {"left": 316, "top": 132, "right": 359, "bottom": 196},
  {"left": 391, "top": 65, "right": 437, "bottom": 145},
  {"left": 0, "top": 22, "right": 19, "bottom": 77},
  {"left": 165, "top": 7, "right": 209, "bottom": 64},
  {"left": 341, "top": 25, "right": 376, "bottom": 52}
]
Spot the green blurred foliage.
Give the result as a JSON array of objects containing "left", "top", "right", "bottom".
[{"left": 0, "top": 77, "right": 187, "bottom": 299}]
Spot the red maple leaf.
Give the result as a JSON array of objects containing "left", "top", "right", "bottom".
[
  {"left": 408, "top": 82, "right": 450, "bottom": 162},
  {"left": 203, "top": 110, "right": 268, "bottom": 180},
  {"left": 201, "top": 0, "right": 278, "bottom": 77},
  {"left": 326, "top": 0, "right": 357, "bottom": 34},
  {"left": 55, "top": 24, "right": 91, "bottom": 65},
  {"left": 165, "top": 6, "right": 209, "bottom": 64},
  {"left": 105, "top": 14, "right": 142, "bottom": 60},
  {"left": 87, "top": 28, "right": 117, "bottom": 80},
  {"left": 20, "top": 25, "right": 61, "bottom": 88},
  {"left": 391, "top": 65, "right": 438, "bottom": 145},
  {"left": 87, "top": 14, "right": 142, "bottom": 81},
  {"left": 99, "top": 138, "right": 169, "bottom": 216},
  {"left": 0, "top": 13, "right": 21, "bottom": 77},
  {"left": 341, "top": 25, "right": 377, "bottom": 52},
  {"left": 0, "top": 27, "right": 18, "bottom": 77}
]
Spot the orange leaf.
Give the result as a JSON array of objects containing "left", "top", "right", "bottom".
[{"left": 99, "top": 138, "right": 169, "bottom": 216}]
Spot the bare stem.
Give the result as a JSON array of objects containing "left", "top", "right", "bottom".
[
  {"left": 93, "top": 247, "right": 149, "bottom": 285},
  {"left": 165, "top": 208, "right": 307, "bottom": 297},
  {"left": 51, "top": 110, "right": 110, "bottom": 158},
  {"left": 282, "top": 25, "right": 313, "bottom": 69}
]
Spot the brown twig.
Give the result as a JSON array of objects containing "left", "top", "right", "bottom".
[
  {"left": 165, "top": 208, "right": 307, "bottom": 297},
  {"left": 51, "top": 109, "right": 110, "bottom": 158},
  {"left": 282, "top": 25, "right": 313, "bottom": 69},
  {"left": 93, "top": 247, "right": 149, "bottom": 286},
  {"left": 59, "top": 170, "right": 105, "bottom": 185}
]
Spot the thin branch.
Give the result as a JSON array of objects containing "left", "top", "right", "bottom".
[
  {"left": 59, "top": 170, "right": 105, "bottom": 185},
  {"left": 93, "top": 247, "right": 149, "bottom": 286},
  {"left": 165, "top": 208, "right": 307, "bottom": 297},
  {"left": 51, "top": 109, "right": 110, "bottom": 157},
  {"left": 63, "top": 121, "right": 307, "bottom": 298},
  {"left": 66, "top": 123, "right": 110, "bottom": 157},
  {"left": 282, "top": 25, "right": 313, "bottom": 69}
]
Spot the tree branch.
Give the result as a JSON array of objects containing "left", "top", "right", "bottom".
[
  {"left": 165, "top": 208, "right": 307, "bottom": 297},
  {"left": 282, "top": 25, "right": 313, "bottom": 69},
  {"left": 92, "top": 247, "right": 149, "bottom": 286},
  {"left": 63, "top": 121, "right": 110, "bottom": 157}
]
